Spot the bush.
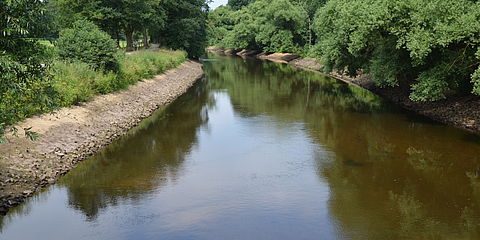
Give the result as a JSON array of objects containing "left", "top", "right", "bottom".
[
  {"left": 51, "top": 61, "right": 118, "bottom": 106},
  {"left": 1, "top": 0, "right": 57, "bottom": 141},
  {"left": 313, "top": 0, "right": 480, "bottom": 101},
  {"left": 56, "top": 20, "right": 119, "bottom": 71},
  {"left": 51, "top": 50, "right": 187, "bottom": 107},
  {"left": 0, "top": 41, "right": 56, "bottom": 127}
]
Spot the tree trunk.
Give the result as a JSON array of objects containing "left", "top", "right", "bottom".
[
  {"left": 308, "top": 17, "right": 313, "bottom": 47},
  {"left": 143, "top": 27, "right": 149, "bottom": 48},
  {"left": 116, "top": 31, "right": 121, "bottom": 48},
  {"left": 124, "top": 25, "right": 134, "bottom": 52}
]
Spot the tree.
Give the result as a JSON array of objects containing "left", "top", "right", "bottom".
[
  {"left": 118, "top": 0, "right": 164, "bottom": 51},
  {"left": 51, "top": 0, "right": 165, "bottom": 51},
  {"left": 159, "top": 0, "right": 209, "bottom": 58},
  {"left": 1, "top": 0, "right": 56, "bottom": 141},
  {"left": 221, "top": 5, "right": 258, "bottom": 50},
  {"left": 222, "top": 0, "right": 308, "bottom": 53},
  {"left": 227, "top": 0, "right": 255, "bottom": 10},
  {"left": 207, "top": 6, "right": 235, "bottom": 46},
  {"left": 254, "top": 0, "right": 308, "bottom": 52},
  {"left": 313, "top": 0, "right": 480, "bottom": 101},
  {"left": 293, "top": 0, "right": 327, "bottom": 47}
]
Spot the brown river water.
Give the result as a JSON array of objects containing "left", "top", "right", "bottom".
[{"left": 1, "top": 54, "right": 480, "bottom": 240}]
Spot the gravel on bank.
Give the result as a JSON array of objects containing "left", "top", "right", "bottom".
[
  {"left": 0, "top": 60, "right": 203, "bottom": 215},
  {"left": 208, "top": 47, "right": 480, "bottom": 135}
]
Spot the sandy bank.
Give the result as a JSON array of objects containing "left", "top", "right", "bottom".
[{"left": 0, "top": 60, "right": 204, "bottom": 215}]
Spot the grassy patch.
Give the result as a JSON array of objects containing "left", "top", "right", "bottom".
[
  {"left": 52, "top": 49, "right": 187, "bottom": 106},
  {"left": 118, "top": 50, "right": 187, "bottom": 87},
  {"left": 0, "top": 49, "right": 187, "bottom": 142}
]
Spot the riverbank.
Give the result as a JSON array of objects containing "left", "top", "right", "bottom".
[
  {"left": 0, "top": 61, "right": 203, "bottom": 215},
  {"left": 207, "top": 47, "right": 480, "bottom": 135}
]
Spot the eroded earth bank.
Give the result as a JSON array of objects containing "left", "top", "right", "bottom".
[{"left": 0, "top": 61, "right": 203, "bottom": 214}]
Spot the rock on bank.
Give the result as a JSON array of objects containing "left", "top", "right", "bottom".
[{"left": 0, "top": 60, "right": 204, "bottom": 215}]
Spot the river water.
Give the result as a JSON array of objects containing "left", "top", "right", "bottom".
[{"left": 1, "top": 55, "right": 480, "bottom": 240}]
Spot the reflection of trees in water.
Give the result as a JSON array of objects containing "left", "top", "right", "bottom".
[
  {"left": 319, "top": 125, "right": 480, "bottom": 239},
  {"left": 206, "top": 54, "right": 387, "bottom": 118},
  {"left": 58, "top": 80, "right": 212, "bottom": 220},
  {"left": 206, "top": 54, "right": 480, "bottom": 239}
]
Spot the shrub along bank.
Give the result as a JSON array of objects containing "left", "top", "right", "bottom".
[
  {"left": 208, "top": 0, "right": 480, "bottom": 102},
  {"left": 51, "top": 50, "right": 187, "bottom": 107}
]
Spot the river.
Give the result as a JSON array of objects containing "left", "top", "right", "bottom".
[{"left": 1, "top": 54, "right": 480, "bottom": 240}]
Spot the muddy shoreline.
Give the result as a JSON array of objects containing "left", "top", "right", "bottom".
[
  {"left": 207, "top": 47, "right": 480, "bottom": 136},
  {"left": 0, "top": 60, "right": 204, "bottom": 215}
]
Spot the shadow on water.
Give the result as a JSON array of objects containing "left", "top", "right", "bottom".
[{"left": 58, "top": 79, "right": 213, "bottom": 220}]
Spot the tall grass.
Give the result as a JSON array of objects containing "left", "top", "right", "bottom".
[
  {"left": 52, "top": 50, "right": 187, "bottom": 106},
  {"left": 118, "top": 50, "right": 187, "bottom": 87}
]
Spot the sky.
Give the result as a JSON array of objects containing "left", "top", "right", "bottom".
[{"left": 209, "top": 0, "right": 228, "bottom": 9}]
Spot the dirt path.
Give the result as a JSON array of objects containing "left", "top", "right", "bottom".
[{"left": 0, "top": 60, "right": 203, "bottom": 215}]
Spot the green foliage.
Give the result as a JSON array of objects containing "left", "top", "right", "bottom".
[
  {"left": 214, "top": 0, "right": 480, "bottom": 101},
  {"left": 0, "top": 49, "right": 56, "bottom": 123},
  {"left": 472, "top": 48, "right": 480, "bottom": 95},
  {"left": 56, "top": 20, "right": 119, "bottom": 71},
  {"left": 221, "top": 5, "right": 258, "bottom": 50},
  {"left": 253, "top": 0, "right": 308, "bottom": 53},
  {"left": 52, "top": 50, "right": 186, "bottom": 106},
  {"left": 118, "top": 50, "right": 187, "bottom": 86},
  {"left": 207, "top": 6, "right": 235, "bottom": 46},
  {"left": 410, "top": 69, "right": 449, "bottom": 102},
  {"left": 472, "top": 70, "right": 480, "bottom": 95},
  {"left": 216, "top": 0, "right": 308, "bottom": 53},
  {"left": 227, "top": 0, "right": 255, "bottom": 10},
  {"left": 1, "top": 0, "right": 57, "bottom": 141},
  {"left": 313, "top": 0, "right": 480, "bottom": 101},
  {"left": 0, "top": 0, "right": 46, "bottom": 38},
  {"left": 210, "top": 0, "right": 326, "bottom": 52},
  {"left": 368, "top": 38, "right": 412, "bottom": 88},
  {"left": 52, "top": 61, "right": 112, "bottom": 106},
  {"left": 50, "top": 0, "right": 209, "bottom": 55},
  {"left": 160, "top": 0, "right": 209, "bottom": 58},
  {"left": 0, "top": 123, "right": 5, "bottom": 143},
  {"left": 49, "top": 0, "right": 162, "bottom": 36},
  {"left": 292, "top": 0, "right": 327, "bottom": 18}
]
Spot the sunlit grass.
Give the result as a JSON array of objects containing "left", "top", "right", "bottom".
[{"left": 51, "top": 49, "right": 187, "bottom": 106}]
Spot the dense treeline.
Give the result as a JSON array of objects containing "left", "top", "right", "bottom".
[
  {"left": 48, "top": 0, "right": 209, "bottom": 58},
  {"left": 208, "top": 0, "right": 325, "bottom": 53},
  {"left": 1, "top": 0, "right": 208, "bottom": 141},
  {"left": 208, "top": 0, "right": 480, "bottom": 101}
]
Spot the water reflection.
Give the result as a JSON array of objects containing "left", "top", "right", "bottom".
[
  {"left": 1, "top": 54, "right": 480, "bottom": 240},
  {"left": 206, "top": 54, "right": 480, "bottom": 239},
  {"left": 61, "top": 79, "right": 212, "bottom": 220}
]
